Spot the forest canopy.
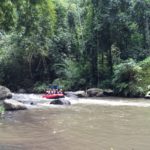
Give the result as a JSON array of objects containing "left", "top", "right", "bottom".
[{"left": 0, "top": 0, "right": 150, "bottom": 96}]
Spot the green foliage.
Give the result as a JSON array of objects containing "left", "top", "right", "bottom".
[
  {"left": 0, "top": 0, "right": 17, "bottom": 31},
  {"left": 138, "top": 57, "right": 150, "bottom": 92},
  {"left": 0, "top": 0, "right": 60, "bottom": 90},
  {"left": 0, "top": 105, "right": 5, "bottom": 116},
  {"left": 0, "top": 0, "right": 150, "bottom": 96},
  {"left": 99, "top": 79, "right": 113, "bottom": 89},
  {"left": 112, "top": 59, "right": 144, "bottom": 97},
  {"left": 33, "top": 82, "right": 48, "bottom": 93},
  {"left": 53, "top": 58, "right": 86, "bottom": 90}
]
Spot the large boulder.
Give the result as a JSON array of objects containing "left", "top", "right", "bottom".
[
  {"left": 0, "top": 85, "right": 12, "bottom": 100},
  {"left": 74, "top": 91, "right": 86, "bottom": 97},
  {"left": 103, "top": 89, "right": 114, "bottom": 96},
  {"left": 3, "top": 99, "right": 27, "bottom": 110},
  {"left": 50, "top": 99, "right": 71, "bottom": 105},
  {"left": 86, "top": 88, "right": 104, "bottom": 97},
  {"left": 64, "top": 91, "right": 76, "bottom": 97},
  {"left": 64, "top": 91, "right": 86, "bottom": 98},
  {"left": 145, "top": 91, "right": 150, "bottom": 99}
]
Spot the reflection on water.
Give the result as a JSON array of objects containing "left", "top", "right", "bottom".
[{"left": 1, "top": 97, "right": 150, "bottom": 150}]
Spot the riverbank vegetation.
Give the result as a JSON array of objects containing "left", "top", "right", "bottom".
[
  {"left": 0, "top": 0, "right": 150, "bottom": 97},
  {"left": 0, "top": 105, "right": 5, "bottom": 116}
]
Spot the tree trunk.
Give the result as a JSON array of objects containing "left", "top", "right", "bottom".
[
  {"left": 91, "top": 46, "right": 98, "bottom": 86},
  {"left": 107, "top": 46, "right": 113, "bottom": 76}
]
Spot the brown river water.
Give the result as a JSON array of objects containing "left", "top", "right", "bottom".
[{"left": 1, "top": 95, "right": 150, "bottom": 150}]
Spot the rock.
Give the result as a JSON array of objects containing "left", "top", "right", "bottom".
[
  {"left": 74, "top": 91, "right": 86, "bottom": 97},
  {"left": 145, "top": 91, "right": 150, "bottom": 99},
  {"left": 4, "top": 99, "right": 27, "bottom": 110},
  {"left": 64, "top": 91, "right": 86, "bottom": 98},
  {"left": 64, "top": 91, "right": 76, "bottom": 97},
  {"left": 0, "top": 85, "right": 12, "bottom": 100},
  {"left": 17, "top": 89, "right": 26, "bottom": 93},
  {"left": 50, "top": 99, "right": 71, "bottom": 105},
  {"left": 103, "top": 89, "right": 114, "bottom": 96},
  {"left": 86, "top": 88, "right": 104, "bottom": 97}
]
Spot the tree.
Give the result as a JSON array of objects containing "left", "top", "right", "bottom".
[
  {"left": 112, "top": 59, "right": 144, "bottom": 97},
  {"left": 0, "top": 0, "right": 17, "bottom": 31}
]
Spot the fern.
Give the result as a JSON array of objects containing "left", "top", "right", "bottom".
[{"left": 112, "top": 59, "right": 144, "bottom": 97}]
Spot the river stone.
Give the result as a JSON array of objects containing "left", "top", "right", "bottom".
[
  {"left": 86, "top": 88, "right": 104, "bottom": 97},
  {"left": 64, "top": 91, "right": 75, "bottom": 97},
  {"left": 4, "top": 99, "right": 27, "bottom": 110},
  {"left": 145, "top": 91, "right": 150, "bottom": 99},
  {"left": 103, "top": 89, "right": 114, "bottom": 96},
  {"left": 147, "top": 85, "right": 150, "bottom": 90},
  {"left": 74, "top": 91, "right": 86, "bottom": 97},
  {"left": 0, "top": 85, "right": 12, "bottom": 100},
  {"left": 50, "top": 99, "right": 71, "bottom": 105},
  {"left": 17, "top": 88, "right": 26, "bottom": 93}
]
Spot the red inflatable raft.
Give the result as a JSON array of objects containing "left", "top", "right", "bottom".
[{"left": 42, "top": 94, "right": 64, "bottom": 99}]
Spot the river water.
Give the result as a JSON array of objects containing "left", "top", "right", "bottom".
[{"left": 1, "top": 95, "right": 150, "bottom": 150}]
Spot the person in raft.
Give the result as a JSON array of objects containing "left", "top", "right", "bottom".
[
  {"left": 58, "top": 89, "right": 63, "bottom": 94},
  {"left": 45, "top": 85, "right": 63, "bottom": 94}
]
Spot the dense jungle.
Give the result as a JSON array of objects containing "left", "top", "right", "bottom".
[{"left": 0, "top": 0, "right": 150, "bottom": 97}]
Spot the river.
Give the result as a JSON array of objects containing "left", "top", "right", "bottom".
[{"left": 0, "top": 94, "right": 150, "bottom": 150}]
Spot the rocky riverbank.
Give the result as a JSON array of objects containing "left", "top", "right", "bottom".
[
  {"left": 65, "top": 88, "right": 114, "bottom": 98},
  {"left": 1, "top": 85, "right": 150, "bottom": 112},
  {"left": 0, "top": 85, "right": 12, "bottom": 100}
]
